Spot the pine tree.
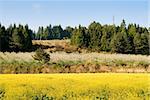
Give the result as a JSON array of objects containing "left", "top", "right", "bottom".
[
  {"left": 128, "top": 24, "right": 136, "bottom": 37},
  {"left": 23, "top": 25, "right": 32, "bottom": 50},
  {"left": 111, "top": 31, "right": 125, "bottom": 53},
  {"left": 0, "top": 24, "right": 2, "bottom": 51},
  {"left": 44, "top": 27, "right": 49, "bottom": 40},
  {"left": 111, "top": 20, "right": 131, "bottom": 53},
  {"left": 110, "top": 34, "right": 117, "bottom": 53},
  {"left": 77, "top": 25, "right": 88, "bottom": 48},
  {"left": 0, "top": 26, "right": 5, "bottom": 51},
  {"left": 133, "top": 28, "right": 149, "bottom": 55},
  {"left": 0, "top": 26, "right": 9, "bottom": 51},
  {"left": 33, "top": 48, "right": 50, "bottom": 63},
  {"left": 88, "top": 21, "right": 102, "bottom": 51},
  {"left": 37, "top": 27, "right": 41, "bottom": 40},
  {"left": 110, "top": 25, "right": 117, "bottom": 52},
  {"left": 52, "top": 25, "right": 63, "bottom": 39},
  {"left": 100, "top": 32, "right": 109, "bottom": 51},
  {"left": 47, "top": 25, "right": 53, "bottom": 39},
  {"left": 37, "top": 27, "right": 44, "bottom": 40},
  {"left": 64, "top": 26, "right": 74, "bottom": 39},
  {"left": 71, "top": 27, "right": 78, "bottom": 45},
  {"left": 100, "top": 26, "right": 110, "bottom": 51},
  {"left": 134, "top": 33, "right": 142, "bottom": 54},
  {"left": 10, "top": 25, "right": 27, "bottom": 51},
  {"left": 127, "top": 24, "right": 137, "bottom": 53},
  {"left": 141, "top": 33, "right": 149, "bottom": 55},
  {"left": 70, "top": 25, "right": 88, "bottom": 48},
  {"left": 10, "top": 28, "right": 22, "bottom": 51}
]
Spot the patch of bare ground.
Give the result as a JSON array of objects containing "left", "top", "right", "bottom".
[
  {"left": 39, "top": 64, "right": 149, "bottom": 73},
  {"left": 32, "top": 40, "right": 87, "bottom": 53}
]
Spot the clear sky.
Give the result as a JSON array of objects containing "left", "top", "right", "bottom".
[{"left": 0, "top": 0, "right": 149, "bottom": 31}]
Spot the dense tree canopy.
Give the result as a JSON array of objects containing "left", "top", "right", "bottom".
[
  {"left": 71, "top": 20, "right": 149, "bottom": 55},
  {"left": 0, "top": 24, "right": 32, "bottom": 52},
  {"left": 0, "top": 20, "right": 149, "bottom": 54},
  {"left": 34, "top": 25, "right": 73, "bottom": 40},
  {"left": 0, "top": 23, "right": 73, "bottom": 52}
]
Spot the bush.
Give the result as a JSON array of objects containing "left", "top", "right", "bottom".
[{"left": 32, "top": 48, "right": 50, "bottom": 63}]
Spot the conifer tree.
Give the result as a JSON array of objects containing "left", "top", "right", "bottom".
[
  {"left": 0, "top": 26, "right": 9, "bottom": 51},
  {"left": 88, "top": 21, "right": 102, "bottom": 51},
  {"left": 71, "top": 27, "right": 78, "bottom": 45},
  {"left": 100, "top": 26, "right": 110, "bottom": 51},
  {"left": 23, "top": 25, "right": 32, "bottom": 50},
  {"left": 134, "top": 33, "right": 142, "bottom": 54}
]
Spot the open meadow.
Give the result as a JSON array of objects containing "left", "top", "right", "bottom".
[{"left": 0, "top": 73, "right": 149, "bottom": 100}]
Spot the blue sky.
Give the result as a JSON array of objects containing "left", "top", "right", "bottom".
[{"left": 0, "top": 0, "right": 149, "bottom": 31}]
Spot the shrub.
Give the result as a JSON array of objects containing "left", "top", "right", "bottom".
[{"left": 32, "top": 48, "right": 50, "bottom": 63}]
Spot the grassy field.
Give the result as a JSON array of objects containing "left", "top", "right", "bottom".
[
  {"left": 0, "top": 40, "right": 149, "bottom": 73},
  {"left": 0, "top": 73, "right": 149, "bottom": 100},
  {"left": 0, "top": 51, "right": 149, "bottom": 73},
  {"left": 0, "top": 52, "right": 149, "bottom": 65},
  {"left": 1, "top": 40, "right": 149, "bottom": 65}
]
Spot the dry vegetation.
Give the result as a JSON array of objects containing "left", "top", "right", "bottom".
[
  {"left": 0, "top": 52, "right": 149, "bottom": 65},
  {"left": 32, "top": 39, "right": 84, "bottom": 53},
  {"left": 32, "top": 40, "right": 70, "bottom": 47},
  {"left": 0, "top": 40, "right": 149, "bottom": 73},
  {"left": 0, "top": 51, "right": 150, "bottom": 73}
]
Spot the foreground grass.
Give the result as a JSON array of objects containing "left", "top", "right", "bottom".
[{"left": 0, "top": 73, "right": 149, "bottom": 100}]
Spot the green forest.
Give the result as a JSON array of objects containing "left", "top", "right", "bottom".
[{"left": 0, "top": 20, "right": 149, "bottom": 54}]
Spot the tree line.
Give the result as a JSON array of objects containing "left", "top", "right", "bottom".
[
  {"left": 33, "top": 25, "right": 73, "bottom": 40},
  {"left": 0, "top": 23, "right": 73, "bottom": 52},
  {"left": 0, "top": 20, "right": 149, "bottom": 54},
  {"left": 71, "top": 20, "right": 149, "bottom": 55},
  {"left": 0, "top": 24, "right": 32, "bottom": 52}
]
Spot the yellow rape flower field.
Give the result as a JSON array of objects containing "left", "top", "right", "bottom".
[{"left": 0, "top": 73, "right": 149, "bottom": 100}]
